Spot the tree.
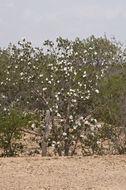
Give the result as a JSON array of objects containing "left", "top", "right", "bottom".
[
  {"left": 0, "top": 36, "right": 125, "bottom": 156},
  {"left": 0, "top": 110, "right": 32, "bottom": 156}
]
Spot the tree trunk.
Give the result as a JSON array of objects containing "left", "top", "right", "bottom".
[
  {"left": 41, "top": 110, "right": 50, "bottom": 156},
  {"left": 64, "top": 140, "right": 69, "bottom": 156},
  {"left": 64, "top": 102, "right": 70, "bottom": 156}
]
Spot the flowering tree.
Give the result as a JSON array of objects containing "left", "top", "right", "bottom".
[{"left": 0, "top": 36, "right": 124, "bottom": 156}]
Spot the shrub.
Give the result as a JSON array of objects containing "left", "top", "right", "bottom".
[{"left": 0, "top": 110, "right": 31, "bottom": 156}]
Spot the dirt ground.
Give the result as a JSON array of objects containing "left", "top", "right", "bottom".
[{"left": 0, "top": 155, "right": 126, "bottom": 190}]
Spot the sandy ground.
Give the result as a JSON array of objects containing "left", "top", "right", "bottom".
[{"left": 0, "top": 155, "right": 126, "bottom": 190}]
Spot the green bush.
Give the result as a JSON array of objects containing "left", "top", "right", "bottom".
[{"left": 0, "top": 110, "right": 31, "bottom": 156}]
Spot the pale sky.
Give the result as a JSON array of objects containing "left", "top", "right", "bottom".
[{"left": 0, "top": 0, "right": 126, "bottom": 48}]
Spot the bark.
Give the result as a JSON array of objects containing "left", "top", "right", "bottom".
[
  {"left": 64, "top": 139, "right": 69, "bottom": 156},
  {"left": 41, "top": 110, "right": 50, "bottom": 156},
  {"left": 64, "top": 102, "right": 70, "bottom": 156}
]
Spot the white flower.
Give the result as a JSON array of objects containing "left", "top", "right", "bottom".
[
  {"left": 70, "top": 89, "right": 74, "bottom": 92},
  {"left": 83, "top": 71, "right": 87, "bottom": 77},
  {"left": 85, "top": 120, "right": 90, "bottom": 125},
  {"left": 83, "top": 74, "right": 86, "bottom": 78},
  {"left": 77, "top": 122, "right": 81, "bottom": 126},
  {"left": 20, "top": 72, "right": 23, "bottom": 76},
  {"left": 74, "top": 71, "right": 77, "bottom": 75},
  {"left": 31, "top": 123, "right": 35, "bottom": 129},
  {"left": 95, "top": 89, "right": 99, "bottom": 94},
  {"left": 3, "top": 107, "right": 7, "bottom": 111},
  {"left": 64, "top": 67, "right": 67, "bottom": 71},
  {"left": 69, "top": 115, "right": 73, "bottom": 120},
  {"left": 57, "top": 113, "right": 61, "bottom": 117},
  {"left": 74, "top": 93, "right": 77, "bottom": 97},
  {"left": 28, "top": 62, "right": 31, "bottom": 65},
  {"left": 78, "top": 82, "right": 82, "bottom": 87},
  {"left": 73, "top": 125, "right": 77, "bottom": 130},
  {"left": 48, "top": 64, "right": 53, "bottom": 67},
  {"left": 39, "top": 74, "right": 43, "bottom": 77},
  {"left": 48, "top": 81, "right": 51, "bottom": 84},
  {"left": 94, "top": 119, "right": 97, "bottom": 123},
  {"left": 72, "top": 99, "right": 76, "bottom": 103},
  {"left": 96, "top": 75, "right": 99, "bottom": 79},
  {"left": 72, "top": 141, "right": 76, "bottom": 145},
  {"left": 80, "top": 116, "right": 83, "bottom": 120},
  {"left": 97, "top": 141, "right": 101, "bottom": 144},
  {"left": 85, "top": 96, "right": 90, "bottom": 99},
  {"left": 56, "top": 97, "right": 59, "bottom": 101},
  {"left": 55, "top": 105, "right": 58, "bottom": 109},
  {"left": 2, "top": 95, "right": 6, "bottom": 99},
  {"left": 43, "top": 87, "right": 47, "bottom": 91},
  {"left": 63, "top": 132, "right": 67, "bottom": 136},
  {"left": 96, "top": 124, "right": 102, "bottom": 128},
  {"left": 70, "top": 66, "right": 73, "bottom": 72},
  {"left": 80, "top": 135, "right": 84, "bottom": 138},
  {"left": 91, "top": 118, "right": 97, "bottom": 124}
]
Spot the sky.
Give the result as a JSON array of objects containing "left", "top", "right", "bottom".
[{"left": 0, "top": 0, "right": 126, "bottom": 48}]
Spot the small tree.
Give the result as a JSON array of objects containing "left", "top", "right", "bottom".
[
  {"left": 93, "top": 66, "right": 126, "bottom": 154},
  {"left": 0, "top": 110, "right": 31, "bottom": 156}
]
